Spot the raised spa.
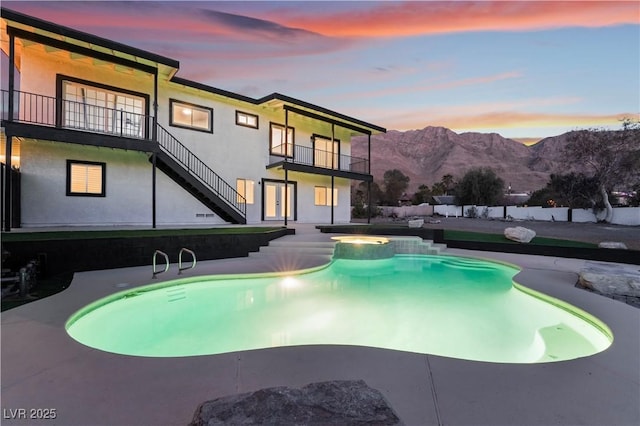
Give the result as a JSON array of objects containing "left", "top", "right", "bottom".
[
  {"left": 332, "top": 236, "right": 394, "bottom": 259},
  {"left": 66, "top": 255, "right": 612, "bottom": 363}
]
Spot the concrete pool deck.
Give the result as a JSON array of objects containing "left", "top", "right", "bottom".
[{"left": 1, "top": 225, "right": 639, "bottom": 426}]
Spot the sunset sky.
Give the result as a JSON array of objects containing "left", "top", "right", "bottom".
[{"left": 4, "top": 0, "right": 639, "bottom": 142}]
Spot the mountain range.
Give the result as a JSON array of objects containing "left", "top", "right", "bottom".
[{"left": 351, "top": 126, "right": 573, "bottom": 194}]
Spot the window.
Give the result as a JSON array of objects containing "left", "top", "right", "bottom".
[
  {"left": 67, "top": 160, "right": 106, "bottom": 197},
  {"left": 236, "top": 178, "right": 255, "bottom": 204},
  {"left": 236, "top": 111, "right": 259, "bottom": 129},
  {"left": 170, "top": 99, "right": 213, "bottom": 133},
  {"left": 313, "top": 136, "right": 339, "bottom": 169},
  {"left": 314, "top": 186, "right": 338, "bottom": 206},
  {"left": 270, "top": 123, "right": 294, "bottom": 157},
  {"left": 61, "top": 79, "right": 145, "bottom": 138}
]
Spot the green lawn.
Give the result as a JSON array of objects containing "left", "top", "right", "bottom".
[
  {"left": 320, "top": 224, "right": 598, "bottom": 248},
  {"left": 443, "top": 230, "right": 597, "bottom": 248}
]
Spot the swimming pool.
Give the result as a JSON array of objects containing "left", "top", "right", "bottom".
[{"left": 66, "top": 255, "right": 612, "bottom": 363}]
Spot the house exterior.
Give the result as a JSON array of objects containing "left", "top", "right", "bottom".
[{"left": 0, "top": 8, "right": 385, "bottom": 231}]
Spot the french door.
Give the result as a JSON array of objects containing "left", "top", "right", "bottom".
[{"left": 263, "top": 181, "right": 294, "bottom": 221}]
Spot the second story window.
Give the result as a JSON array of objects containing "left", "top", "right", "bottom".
[
  {"left": 270, "top": 123, "right": 294, "bottom": 157},
  {"left": 170, "top": 99, "right": 213, "bottom": 133},
  {"left": 236, "top": 111, "right": 259, "bottom": 129},
  {"left": 61, "top": 78, "right": 146, "bottom": 138},
  {"left": 313, "top": 136, "right": 340, "bottom": 169}
]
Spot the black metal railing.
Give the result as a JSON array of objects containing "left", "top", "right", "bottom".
[
  {"left": 156, "top": 124, "right": 246, "bottom": 217},
  {"left": 273, "top": 143, "right": 369, "bottom": 174},
  {"left": 1, "top": 89, "right": 150, "bottom": 139}
]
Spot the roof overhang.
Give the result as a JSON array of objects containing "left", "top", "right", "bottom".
[
  {"left": 1, "top": 7, "right": 179, "bottom": 78},
  {"left": 1, "top": 7, "right": 385, "bottom": 135}
]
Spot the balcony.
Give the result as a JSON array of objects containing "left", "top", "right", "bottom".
[
  {"left": 267, "top": 144, "right": 372, "bottom": 181},
  {"left": 267, "top": 143, "right": 371, "bottom": 181},
  {"left": 1, "top": 89, "right": 155, "bottom": 151}
]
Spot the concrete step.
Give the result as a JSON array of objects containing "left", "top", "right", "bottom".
[
  {"left": 251, "top": 246, "right": 335, "bottom": 257},
  {"left": 267, "top": 240, "right": 337, "bottom": 249},
  {"left": 249, "top": 237, "right": 446, "bottom": 260}
]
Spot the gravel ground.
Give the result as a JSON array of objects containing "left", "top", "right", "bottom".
[{"left": 373, "top": 217, "right": 640, "bottom": 250}]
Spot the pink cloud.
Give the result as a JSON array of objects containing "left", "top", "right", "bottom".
[
  {"left": 3, "top": 2, "right": 351, "bottom": 59},
  {"left": 270, "top": 1, "right": 639, "bottom": 38}
]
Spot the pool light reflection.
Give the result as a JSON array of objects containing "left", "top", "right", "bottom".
[{"left": 332, "top": 236, "right": 389, "bottom": 245}]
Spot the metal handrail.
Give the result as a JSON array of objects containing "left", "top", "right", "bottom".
[
  {"left": 152, "top": 250, "right": 170, "bottom": 279},
  {"left": 1, "top": 89, "right": 150, "bottom": 140},
  {"left": 271, "top": 143, "right": 370, "bottom": 174},
  {"left": 178, "top": 248, "right": 196, "bottom": 275},
  {"left": 156, "top": 123, "right": 246, "bottom": 217}
]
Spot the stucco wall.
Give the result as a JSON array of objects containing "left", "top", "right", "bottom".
[
  {"left": 14, "top": 42, "right": 365, "bottom": 227},
  {"left": 506, "top": 206, "right": 570, "bottom": 221},
  {"left": 19, "top": 141, "right": 226, "bottom": 227},
  {"left": 19, "top": 47, "right": 154, "bottom": 103},
  {"left": 279, "top": 172, "right": 351, "bottom": 224}
]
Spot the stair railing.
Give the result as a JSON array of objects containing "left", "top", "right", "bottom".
[{"left": 156, "top": 123, "right": 246, "bottom": 219}]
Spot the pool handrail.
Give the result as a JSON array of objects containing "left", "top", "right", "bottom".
[
  {"left": 152, "top": 250, "right": 169, "bottom": 279},
  {"left": 178, "top": 248, "right": 196, "bottom": 275}
]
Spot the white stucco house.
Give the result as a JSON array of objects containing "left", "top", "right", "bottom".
[{"left": 0, "top": 8, "right": 385, "bottom": 230}]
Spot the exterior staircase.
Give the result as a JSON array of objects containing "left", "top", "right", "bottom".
[{"left": 152, "top": 124, "right": 246, "bottom": 224}]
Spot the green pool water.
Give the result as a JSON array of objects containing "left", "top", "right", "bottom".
[{"left": 66, "top": 255, "right": 612, "bottom": 363}]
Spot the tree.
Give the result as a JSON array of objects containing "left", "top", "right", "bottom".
[
  {"left": 430, "top": 181, "right": 447, "bottom": 196},
  {"left": 454, "top": 167, "right": 505, "bottom": 206},
  {"left": 527, "top": 186, "right": 559, "bottom": 207},
  {"left": 527, "top": 173, "right": 600, "bottom": 208},
  {"left": 351, "top": 181, "right": 383, "bottom": 218},
  {"left": 630, "top": 183, "right": 640, "bottom": 207},
  {"left": 352, "top": 181, "right": 383, "bottom": 207},
  {"left": 563, "top": 119, "right": 640, "bottom": 222},
  {"left": 412, "top": 184, "right": 432, "bottom": 204},
  {"left": 430, "top": 174, "right": 456, "bottom": 196},
  {"left": 441, "top": 174, "right": 455, "bottom": 195},
  {"left": 548, "top": 173, "right": 600, "bottom": 209},
  {"left": 382, "top": 169, "right": 410, "bottom": 205}
]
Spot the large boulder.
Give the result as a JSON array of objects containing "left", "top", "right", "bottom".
[
  {"left": 579, "top": 262, "right": 640, "bottom": 298},
  {"left": 504, "top": 226, "right": 536, "bottom": 243},
  {"left": 598, "top": 241, "right": 628, "bottom": 249},
  {"left": 408, "top": 219, "right": 424, "bottom": 228},
  {"left": 190, "top": 380, "right": 402, "bottom": 425}
]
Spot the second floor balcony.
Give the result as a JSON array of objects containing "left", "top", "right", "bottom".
[
  {"left": 2, "top": 89, "right": 373, "bottom": 181},
  {"left": 1, "top": 89, "right": 155, "bottom": 151},
  {"left": 268, "top": 143, "right": 371, "bottom": 181}
]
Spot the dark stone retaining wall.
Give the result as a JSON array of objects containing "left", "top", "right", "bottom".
[
  {"left": 317, "top": 226, "right": 640, "bottom": 265},
  {"left": 442, "top": 240, "right": 640, "bottom": 265},
  {"left": 3, "top": 228, "right": 294, "bottom": 277}
]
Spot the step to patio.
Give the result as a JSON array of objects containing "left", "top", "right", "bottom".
[
  {"left": 249, "top": 241, "right": 336, "bottom": 260},
  {"left": 249, "top": 237, "right": 446, "bottom": 261}
]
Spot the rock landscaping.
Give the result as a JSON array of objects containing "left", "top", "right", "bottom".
[
  {"left": 189, "top": 380, "right": 401, "bottom": 425},
  {"left": 577, "top": 261, "right": 640, "bottom": 308},
  {"left": 504, "top": 226, "right": 536, "bottom": 243}
]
